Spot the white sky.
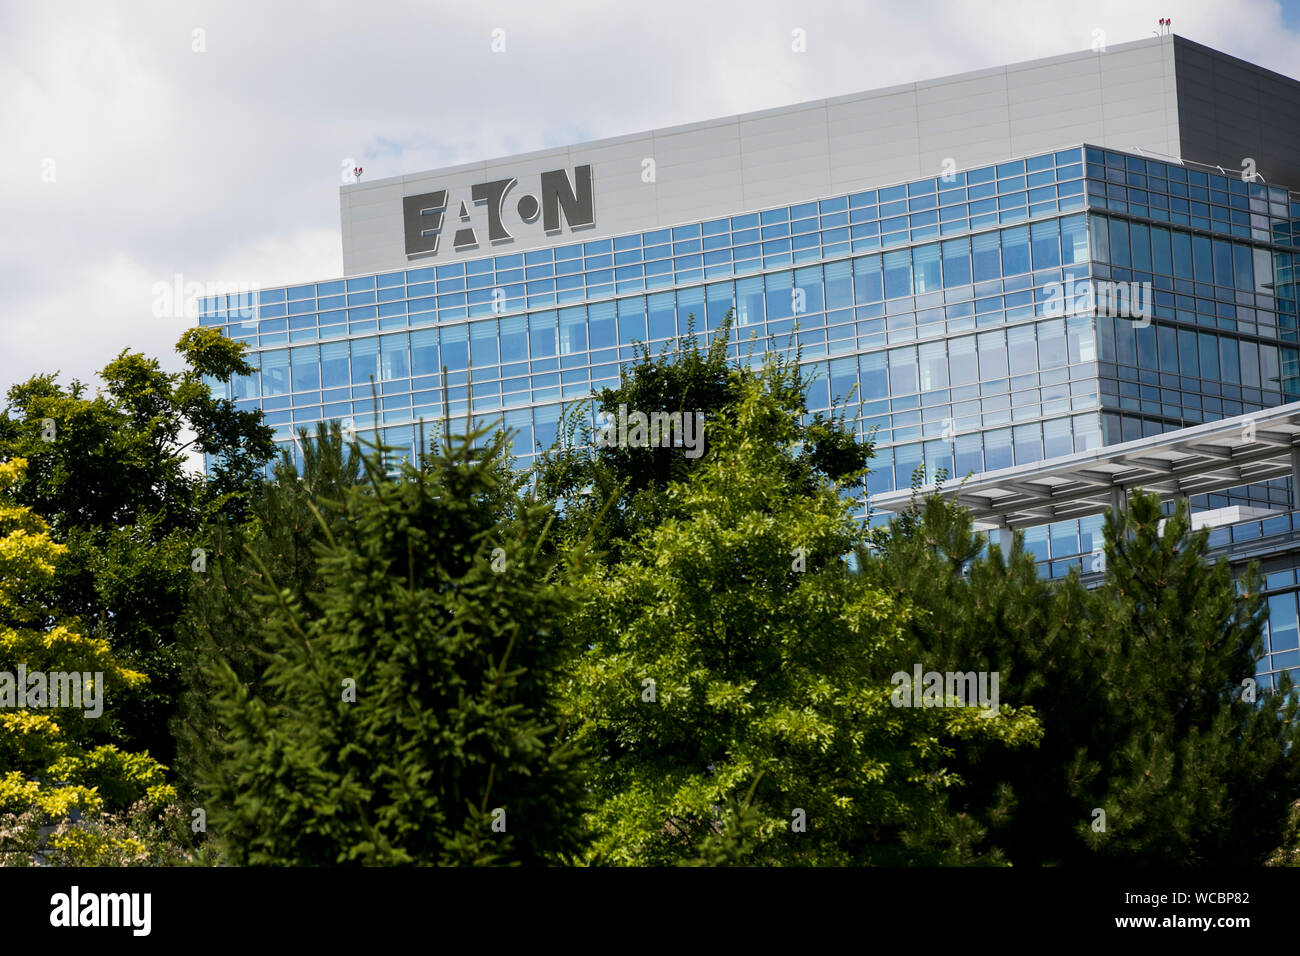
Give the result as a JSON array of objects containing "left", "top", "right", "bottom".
[{"left": 3, "top": 0, "right": 1300, "bottom": 393}]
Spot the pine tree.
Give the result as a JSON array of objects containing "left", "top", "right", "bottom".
[
  {"left": 197, "top": 422, "right": 589, "bottom": 865},
  {"left": 868, "top": 486, "right": 1300, "bottom": 865},
  {"left": 174, "top": 421, "right": 361, "bottom": 796}
]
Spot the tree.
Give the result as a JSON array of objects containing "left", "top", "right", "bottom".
[
  {"left": 535, "top": 316, "right": 870, "bottom": 561},
  {"left": 868, "top": 485, "right": 1300, "bottom": 865},
  {"left": 0, "top": 328, "right": 275, "bottom": 764},
  {"left": 0, "top": 458, "right": 180, "bottom": 865},
  {"left": 198, "top": 422, "right": 590, "bottom": 865},
  {"left": 174, "top": 421, "right": 361, "bottom": 795},
  {"left": 561, "top": 371, "right": 1040, "bottom": 865}
]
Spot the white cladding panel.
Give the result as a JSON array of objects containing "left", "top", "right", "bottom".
[{"left": 339, "top": 37, "right": 1178, "bottom": 276}]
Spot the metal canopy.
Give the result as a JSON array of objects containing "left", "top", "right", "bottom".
[{"left": 868, "top": 402, "right": 1300, "bottom": 529}]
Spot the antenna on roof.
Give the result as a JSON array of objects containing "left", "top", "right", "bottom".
[
  {"left": 1155, "top": 17, "right": 1172, "bottom": 36},
  {"left": 353, "top": 166, "right": 364, "bottom": 183}
]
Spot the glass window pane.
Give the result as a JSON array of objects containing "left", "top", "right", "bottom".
[
  {"left": 859, "top": 351, "right": 888, "bottom": 400},
  {"left": 941, "top": 237, "right": 971, "bottom": 286},
  {"left": 262, "top": 349, "right": 290, "bottom": 396},
  {"left": 978, "top": 329, "right": 1008, "bottom": 379},
  {"left": 381, "top": 332, "right": 411, "bottom": 379},
  {"left": 1038, "top": 318, "right": 1068, "bottom": 369},
  {"left": 918, "top": 340, "right": 947, "bottom": 390},
  {"left": 913, "top": 243, "right": 941, "bottom": 293},
  {"left": 322, "top": 340, "right": 349, "bottom": 387},
  {"left": 972, "top": 232, "right": 1001, "bottom": 282},
  {"left": 500, "top": 316, "right": 527, "bottom": 363},
  {"left": 1008, "top": 324, "right": 1037, "bottom": 376},
  {"left": 1001, "top": 225, "right": 1030, "bottom": 276},
  {"left": 950, "top": 335, "right": 978, "bottom": 386},
  {"left": 884, "top": 250, "right": 912, "bottom": 299},
  {"left": 291, "top": 345, "right": 320, "bottom": 392},
  {"left": 411, "top": 329, "right": 438, "bottom": 376},
  {"left": 529, "top": 312, "right": 557, "bottom": 358},
  {"left": 853, "top": 255, "right": 883, "bottom": 303},
  {"left": 889, "top": 346, "right": 918, "bottom": 394}
]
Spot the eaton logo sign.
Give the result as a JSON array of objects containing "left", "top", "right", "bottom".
[{"left": 403, "top": 165, "right": 594, "bottom": 259}]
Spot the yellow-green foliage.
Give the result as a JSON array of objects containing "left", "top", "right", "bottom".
[{"left": 0, "top": 458, "right": 174, "bottom": 861}]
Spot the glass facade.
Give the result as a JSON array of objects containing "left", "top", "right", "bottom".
[{"left": 205, "top": 141, "right": 1300, "bottom": 683}]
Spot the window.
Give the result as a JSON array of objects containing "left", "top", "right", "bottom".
[
  {"left": 1241, "top": 339, "right": 1261, "bottom": 388},
  {"left": 1007, "top": 324, "right": 1037, "bottom": 376},
  {"left": 438, "top": 326, "right": 467, "bottom": 371},
  {"left": 411, "top": 329, "right": 438, "bottom": 376},
  {"left": 291, "top": 345, "right": 320, "bottom": 392},
  {"left": 468, "top": 322, "right": 496, "bottom": 368},
  {"left": 1151, "top": 226, "right": 1172, "bottom": 276},
  {"left": 884, "top": 250, "right": 912, "bottom": 299},
  {"left": 918, "top": 341, "right": 947, "bottom": 390},
  {"left": 617, "top": 297, "right": 646, "bottom": 344},
  {"left": 1171, "top": 231, "right": 1193, "bottom": 280},
  {"left": 560, "top": 305, "right": 590, "bottom": 354},
  {"left": 500, "top": 316, "right": 527, "bottom": 363},
  {"left": 1089, "top": 214, "right": 1110, "bottom": 264},
  {"left": 853, "top": 255, "right": 883, "bottom": 303},
  {"left": 1030, "top": 220, "right": 1060, "bottom": 269},
  {"left": 824, "top": 261, "right": 852, "bottom": 309},
  {"left": 1178, "top": 328, "right": 1199, "bottom": 377},
  {"left": 381, "top": 333, "right": 410, "bottom": 379},
  {"left": 737, "top": 277, "right": 764, "bottom": 326},
  {"left": 1268, "top": 593, "right": 1299, "bottom": 652},
  {"left": 1198, "top": 332, "right": 1220, "bottom": 380},
  {"left": 1157, "top": 324, "right": 1178, "bottom": 374},
  {"left": 648, "top": 291, "right": 676, "bottom": 339},
  {"left": 954, "top": 432, "right": 982, "bottom": 476},
  {"left": 1067, "top": 315, "right": 1096, "bottom": 363},
  {"left": 1193, "top": 235, "right": 1213, "bottom": 283},
  {"left": 972, "top": 232, "right": 1001, "bottom": 282},
  {"left": 977, "top": 330, "right": 1008, "bottom": 379},
  {"left": 1037, "top": 318, "right": 1068, "bottom": 369},
  {"left": 860, "top": 351, "right": 888, "bottom": 400},
  {"left": 760, "top": 272, "right": 792, "bottom": 322},
  {"left": 1061, "top": 214, "right": 1088, "bottom": 265},
  {"left": 528, "top": 312, "right": 557, "bottom": 359},
  {"left": 321, "top": 341, "right": 349, "bottom": 388},
  {"left": 998, "top": 227, "right": 1029, "bottom": 278},
  {"left": 942, "top": 237, "right": 971, "bottom": 286},
  {"left": 350, "top": 338, "right": 379, "bottom": 384},
  {"left": 913, "top": 244, "right": 941, "bottom": 293},
  {"left": 889, "top": 346, "right": 918, "bottom": 394},
  {"left": 984, "top": 427, "right": 1012, "bottom": 470},
  {"left": 1108, "top": 219, "right": 1130, "bottom": 268},
  {"left": 794, "top": 266, "right": 824, "bottom": 313},
  {"left": 1013, "top": 422, "right": 1043, "bottom": 464},
  {"left": 261, "top": 350, "right": 289, "bottom": 396},
  {"left": 950, "top": 335, "right": 978, "bottom": 386}
]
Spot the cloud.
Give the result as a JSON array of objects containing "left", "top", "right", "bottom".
[{"left": 1, "top": 0, "right": 1297, "bottom": 392}]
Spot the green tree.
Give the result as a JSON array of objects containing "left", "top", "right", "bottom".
[
  {"left": 535, "top": 316, "right": 869, "bottom": 561},
  {"left": 0, "top": 328, "right": 275, "bottom": 764},
  {"left": 199, "top": 423, "right": 589, "bottom": 865},
  {"left": 869, "top": 486, "right": 1300, "bottom": 866},
  {"left": 174, "top": 421, "right": 361, "bottom": 795},
  {"left": 562, "top": 371, "right": 1039, "bottom": 865}
]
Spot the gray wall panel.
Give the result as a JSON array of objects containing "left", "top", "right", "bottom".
[{"left": 341, "top": 36, "right": 1199, "bottom": 276}]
